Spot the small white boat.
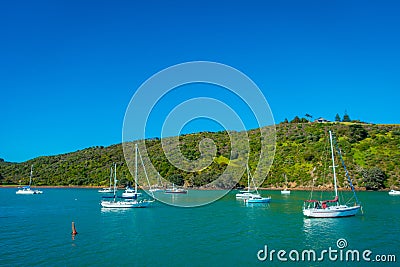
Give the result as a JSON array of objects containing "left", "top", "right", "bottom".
[
  {"left": 122, "top": 186, "right": 142, "bottom": 198},
  {"left": 149, "top": 187, "right": 163, "bottom": 193},
  {"left": 16, "top": 165, "right": 43, "bottom": 195},
  {"left": 281, "top": 189, "right": 291, "bottom": 195},
  {"left": 389, "top": 189, "right": 400, "bottom": 196},
  {"left": 98, "top": 187, "right": 113, "bottom": 193},
  {"left": 245, "top": 195, "right": 271, "bottom": 203},
  {"left": 165, "top": 183, "right": 187, "bottom": 194},
  {"left": 98, "top": 167, "right": 114, "bottom": 193},
  {"left": 303, "top": 131, "right": 361, "bottom": 218},
  {"left": 236, "top": 165, "right": 270, "bottom": 203},
  {"left": 16, "top": 186, "right": 43, "bottom": 195}
]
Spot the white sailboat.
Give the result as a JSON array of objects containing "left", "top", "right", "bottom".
[
  {"left": 281, "top": 174, "right": 291, "bottom": 195},
  {"left": 101, "top": 144, "right": 153, "bottom": 208},
  {"left": 236, "top": 166, "right": 259, "bottom": 199},
  {"left": 164, "top": 183, "right": 187, "bottom": 194},
  {"left": 237, "top": 165, "right": 271, "bottom": 203},
  {"left": 98, "top": 166, "right": 114, "bottom": 193},
  {"left": 121, "top": 186, "right": 142, "bottom": 198},
  {"left": 303, "top": 131, "right": 361, "bottom": 218},
  {"left": 149, "top": 173, "right": 164, "bottom": 192},
  {"left": 389, "top": 189, "right": 400, "bottom": 196},
  {"left": 16, "top": 165, "right": 43, "bottom": 195},
  {"left": 121, "top": 145, "right": 143, "bottom": 198}
]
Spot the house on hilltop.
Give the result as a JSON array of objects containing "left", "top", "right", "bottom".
[{"left": 314, "top": 117, "right": 330, "bottom": 123}]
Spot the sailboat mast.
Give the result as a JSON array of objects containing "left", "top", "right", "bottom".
[
  {"left": 113, "top": 163, "right": 117, "bottom": 198},
  {"left": 29, "top": 164, "right": 33, "bottom": 186},
  {"left": 158, "top": 173, "right": 163, "bottom": 187},
  {"left": 109, "top": 166, "right": 113, "bottom": 187},
  {"left": 246, "top": 165, "right": 250, "bottom": 192},
  {"left": 329, "top": 131, "right": 338, "bottom": 199},
  {"left": 135, "top": 143, "right": 138, "bottom": 194}
]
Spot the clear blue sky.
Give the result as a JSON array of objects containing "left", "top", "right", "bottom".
[{"left": 1, "top": 0, "right": 399, "bottom": 162}]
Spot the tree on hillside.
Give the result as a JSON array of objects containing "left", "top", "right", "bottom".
[
  {"left": 342, "top": 111, "right": 351, "bottom": 122},
  {"left": 361, "top": 167, "right": 387, "bottom": 190},
  {"left": 335, "top": 113, "right": 341, "bottom": 122},
  {"left": 283, "top": 118, "right": 289, "bottom": 124},
  {"left": 168, "top": 174, "right": 184, "bottom": 186},
  {"left": 291, "top": 116, "right": 301, "bottom": 123},
  {"left": 305, "top": 114, "right": 313, "bottom": 122},
  {"left": 349, "top": 124, "right": 368, "bottom": 143}
]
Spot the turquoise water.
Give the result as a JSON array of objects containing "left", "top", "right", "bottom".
[{"left": 0, "top": 188, "right": 399, "bottom": 266}]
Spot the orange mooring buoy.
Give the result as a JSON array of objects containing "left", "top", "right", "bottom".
[{"left": 72, "top": 221, "right": 78, "bottom": 235}]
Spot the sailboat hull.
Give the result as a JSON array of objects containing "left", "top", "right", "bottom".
[
  {"left": 16, "top": 190, "right": 37, "bottom": 195},
  {"left": 16, "top": 188, "right": 43, "bottom": 195},
  {"left": 245, "top": 197, "right": 271, "bottom": 203},
  {"left": 101, "top": 200, "right": 153, "bottom": 208},
  {"left": 98, "top": 188, "right": 113, "bottom": 193},
  {"left": 236, "top": 192, "right": 259, "bottom": 199},
  {"left": 388, "top": 190, "right": 400, "bottom": 196},
  {"left": 303, "top": 205, "right": 361, "bottom": 218}
]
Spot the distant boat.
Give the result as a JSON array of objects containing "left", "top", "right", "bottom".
[
  {"left": 280, "top": 189, "right": 291, "bottom": 195},
  {"left": 237, "top": 165, "right": 270, "bottom": 203},
  {"left": 121, "top": 186, "right": 142, "bottom": 199},
  {"left": 98, "top": 166, "right": 114, "bottom": 193},
  {"left": 303, "top": 131, "right": 361, "bottom": 218},
  {"left": 235, "top": 166, "right": 259, "bottom": 200},
  {"left": 149, "top": 173, "right": 164, "bottom": 192},
  {"left": 281, "top": 174, "right": 291, "bottom": 195},
  {"left": 149, "top": 187, "right": 163, "bottom": 193},
  {"left": 165, "top": 183, "right": 187, "bottom": 194},
  {"left": 16, "top": 165, "right": 43, "bottom": 195},
  {"left": 98, "top": 187, "right": 113, "bottom": 193},
  {"left": 389, "top": 189, "right": 400, "bottom": 196}
]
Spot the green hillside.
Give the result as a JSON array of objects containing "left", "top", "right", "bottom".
[{"left": 1, "top": 122, "right": 399, "bottom": 190}]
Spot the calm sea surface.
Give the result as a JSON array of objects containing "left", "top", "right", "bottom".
[{"left": 0, "top": 188, "right": 399, "bottom": 266}]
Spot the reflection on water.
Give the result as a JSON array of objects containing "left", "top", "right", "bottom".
[
  {"left": 100, "top": 207, "right": 134, "bottom": 214},
  {"left": 302, "top": 216, "right": 361, "bottom": 251},
  {"left": 244, "top": 202, "right": 271, "bottom": 209},
  {"left": 303, "top": 217, "right": 339, "bottom": 235}
]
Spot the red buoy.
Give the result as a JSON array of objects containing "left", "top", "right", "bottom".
[{"left": 71, "top": 221, "right": 78, "bottom": 235}]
